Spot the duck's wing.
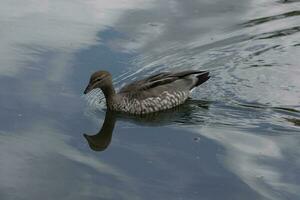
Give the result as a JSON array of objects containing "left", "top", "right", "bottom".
[
  {"left": 119, "top": 72, "right": 172, "bottom": 93},
  {"left": 119, "top": 70, "right": 209, "bottom": 94}
]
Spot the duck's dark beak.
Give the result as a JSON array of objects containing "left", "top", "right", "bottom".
[{"left": 84, "top": 84, "right": 92, "bottom": 94}]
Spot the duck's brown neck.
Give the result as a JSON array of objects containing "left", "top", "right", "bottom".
[{"left": 101, "top": 84, "right": 116, "bottom": 110}]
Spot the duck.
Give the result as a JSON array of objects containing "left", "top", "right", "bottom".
[{"left": 84, "top": 70, "right": 210, "bottom": 114}]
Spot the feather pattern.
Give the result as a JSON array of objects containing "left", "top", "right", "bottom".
[{"left": 116, "top": 70, "right": 210, "bottom": 114}]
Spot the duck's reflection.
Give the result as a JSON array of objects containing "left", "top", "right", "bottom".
[
  {"left": 83, "top": 99, "right": 210, "bottom": 152},
  {"left": 83, "top": 110, "right": 117, "bottom": 151}
]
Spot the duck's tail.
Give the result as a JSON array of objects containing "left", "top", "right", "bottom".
[{"left": 194, "top": 71, "right": 210, "bottom": 87}]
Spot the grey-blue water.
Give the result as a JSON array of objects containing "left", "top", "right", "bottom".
[{"left": 0, "top": 0, "right": 300, "bottom": 200}]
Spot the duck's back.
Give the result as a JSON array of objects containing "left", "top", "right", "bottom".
[{"left": 115, "top": 70, "right": 210, "bottom": 114}]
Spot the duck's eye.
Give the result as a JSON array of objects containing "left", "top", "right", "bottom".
[{"left": 93, "top": 78, "right": 102, "bottom": 83}]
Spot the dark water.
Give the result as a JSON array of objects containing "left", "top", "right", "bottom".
[{"left": 1, "top": 0, "right": 300, "bottom": 199}]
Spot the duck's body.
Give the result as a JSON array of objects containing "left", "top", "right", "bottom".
[{"left": 84, "top": 70, "right": 210, "bottom": 114}]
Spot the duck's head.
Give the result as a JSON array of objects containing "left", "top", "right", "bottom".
[{"left": 84, "top": 71, "right": 112, "bottom": 94}]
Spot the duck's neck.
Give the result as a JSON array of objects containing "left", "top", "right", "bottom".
[{"left": 101, "top": 84, "right": 116, "bottom": 110}]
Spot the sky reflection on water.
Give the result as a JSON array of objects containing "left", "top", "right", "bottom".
[{"left": 0, "top": 0, "right": 300, "bottom": 199}]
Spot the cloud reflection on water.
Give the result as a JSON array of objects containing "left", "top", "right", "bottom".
[
  {"left": 193, "top": 127, "right": 300, "bottom": 200},
  {"left": 0, "top": 124, "right": 139, "bottom": 200},
  {"left": 0, "top": 0, "right": 154, "bottom": 77}
]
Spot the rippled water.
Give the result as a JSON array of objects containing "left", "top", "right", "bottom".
[{"left": 0, "top": 0, "right": 300, "bottom": 199}]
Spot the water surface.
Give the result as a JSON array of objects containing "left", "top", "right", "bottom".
[{"left": 0, "top": 0, "right": 300, "bottom": 199}]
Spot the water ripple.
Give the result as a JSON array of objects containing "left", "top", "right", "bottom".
[{"left": 241, "top": 10, "right": 300, "bottom": 28}]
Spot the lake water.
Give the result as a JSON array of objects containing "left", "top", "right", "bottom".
[{"left": 0, "top": 0, "right": 300, "bottom": 199}]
